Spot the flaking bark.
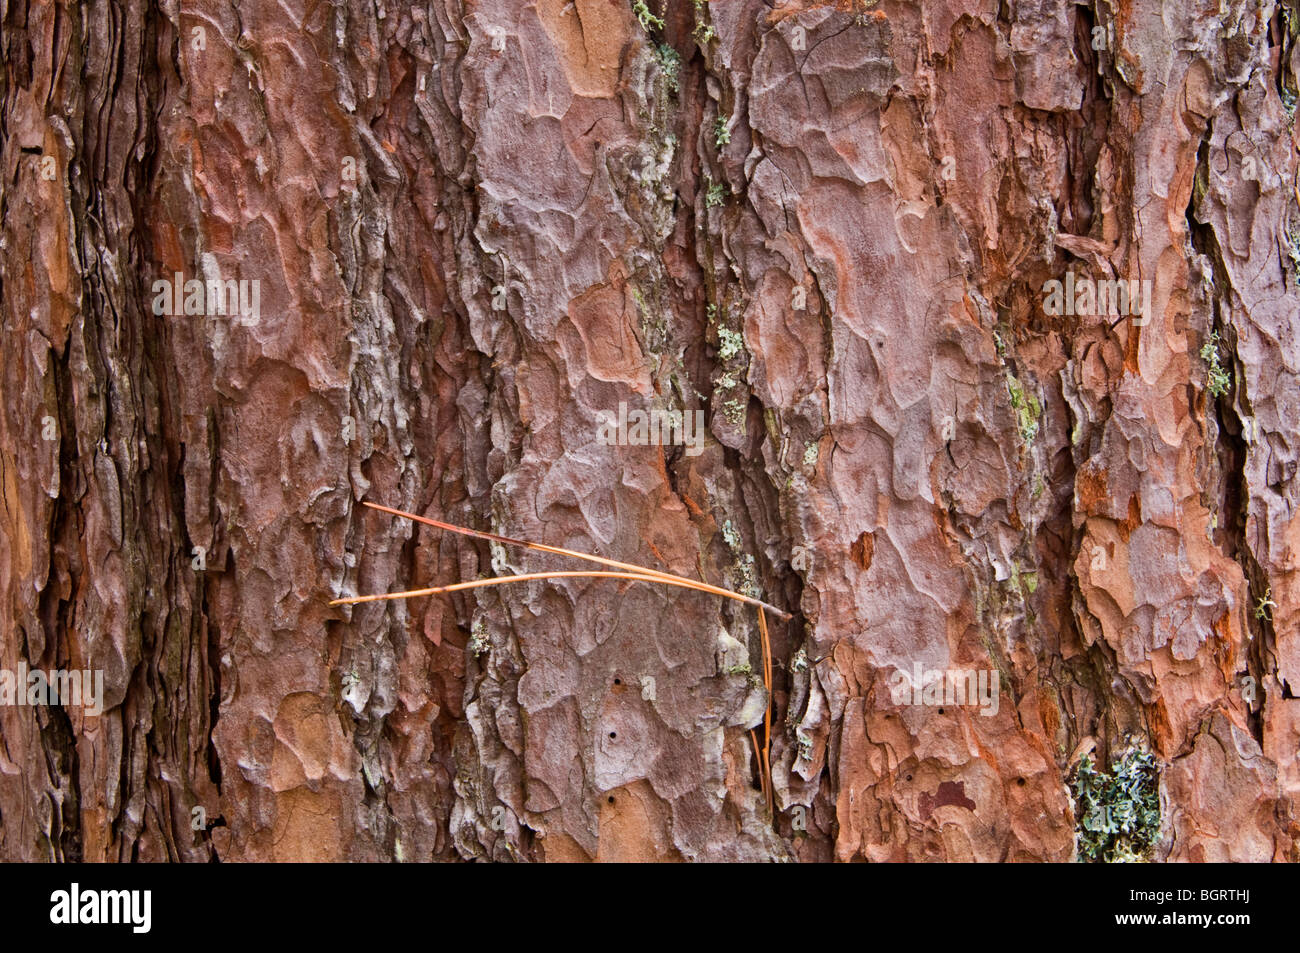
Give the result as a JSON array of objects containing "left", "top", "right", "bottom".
[{"left": 1, "top": 0, "right": 1297, "bottom": 861}]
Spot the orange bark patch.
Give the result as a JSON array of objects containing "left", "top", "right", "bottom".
[
  {"left": 1211, "top": 611, "right": 1235, "bottom": 682},
  {"left": 0, "top": 453, "right": 32, "bottom": 580},
  {"left": 535, "top": 0, "right": 631, "bottom": 98},
  {"left": 1076, "top": 465, "right": 1109, "bottom": 511},
  {"left": 562, "top": 282, "right": 651, "bottom": 392},
  {"left": 596, "top": 781, "right": 681, "bottom": 862},
  {"left": 1123, "top": 324, "right": 1141, "bottom": 374},
  {"left": 537, "top": 831, "right": 592, "bottom": 862},
  {"left": 1039, "top": 687, "right": 1061, "bottom": 742},
  {"left": 1150, "top": 696, "right": 1174, "bottom": 756},
  {"left": 1117, "top": 494, "right": 1142, "bottom": 542},
  {"left": 850, "top": 531, "right": 874, "bottom": 571}
]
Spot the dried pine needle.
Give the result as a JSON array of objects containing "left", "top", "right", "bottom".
[
  {"left": 348, "top": 501, "right": 791, "bottom": 619},
  {"left": 335, "top": 501, "right": 789, "bottom": 815},
  {"left": 757, "top": 606, "right": 774, "bottom": 816},
  {"left": 332, "top": 569, "right": 745, "bottom": 607}
]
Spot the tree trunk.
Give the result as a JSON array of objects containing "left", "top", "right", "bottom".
[{"left": 1, "top": 0, "right": 1297, "bottom": 862}]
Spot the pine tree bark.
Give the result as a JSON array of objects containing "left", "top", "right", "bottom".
[{"left": 1, "top": 0, "right": 1297, "bottom": 861}]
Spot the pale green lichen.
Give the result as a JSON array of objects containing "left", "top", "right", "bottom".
[
  {"left": 795, "top": 730, "right": 813, "bottom": 762},
  {"left": 714, "top": 116, "right": 731, "bottom": 148},
  {"left": 705, "top": 179, "right": 727, "bottom": 207},
  {"left": 468, "top": 619, "right": 490, "bottom": 658},
  {"left": 692, "top": 0, "right": 717, "bottom": 44},
  {"left": 654, "top": 43, "right": 681, "bottom": 93},
  {"left": 1007, "top": 562, "right": 1037, "bottom": 599},
  {"left": 633, "top": 0, "right": 664, "bottom": 32},
  {"left": 722, "top": 397, "right": 747, "bottom": 427},
  {"left": 710, "top": 317, "right": 748, "bottom": 427},
  {"left": 1255, "top": 585, "right": 1276, "bottom": 621},
  {"left": 718, "top": 327, "right": 744, "bottom": 361},
  {"left": 719, "top": 521, "right": 760, "bottom": 596},
  {"left": 1071, "top": 749, "right": 1160, "bottom": 863},
  {"left": 734, "top": 553, "right": 759, "bottom": 597},
  {"left": 1006, "top": 374, "right": 1041, "bottom": 443},
  {"left": 710, "top": 308, "right": 746, "bottom": 419},
  {"left": 802, "top": 443, "right": 819, "bottom": 467},
  {"left": 1200, "top": 329, "right": 1231, "bottom": 399},
  {"left": 721, "top": 519, "right": 743, "bottom": 550}
]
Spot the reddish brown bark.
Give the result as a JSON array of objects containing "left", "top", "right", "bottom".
[{"left": 1, "top": 0, "right": 1297, "bottom": 861}]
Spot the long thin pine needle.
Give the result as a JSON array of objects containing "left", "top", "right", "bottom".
[
  {"left": 331, "top": 570, "right": 739, "bottom": 606},
  {"left": 341, "top": 501, "right": 789, "bottom": 816},
  {"left": 757, "top": 607, "right": 774, "bottom": 816},
  {"left": 357, "top": 501, "right": 791, "bottom": 619}
]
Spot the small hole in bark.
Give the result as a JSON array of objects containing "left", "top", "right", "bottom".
[
  {"left": 609, "top": 731, "right": 617, "bottom": 739},
  {"left": 613, "top": 677, "right": 622, "bottom": 685},
  {"left": 1017, "top": 778, "right": 1026, "bottom": 787},
  {"left": 607, "top": 795, "right": 615, "bottom": 804},
  {"left": 938, "top": 707, "right": 945, "bottom": 714},
  {"left": 906, "top": 775, "right": 912, "bottom": 781}
]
